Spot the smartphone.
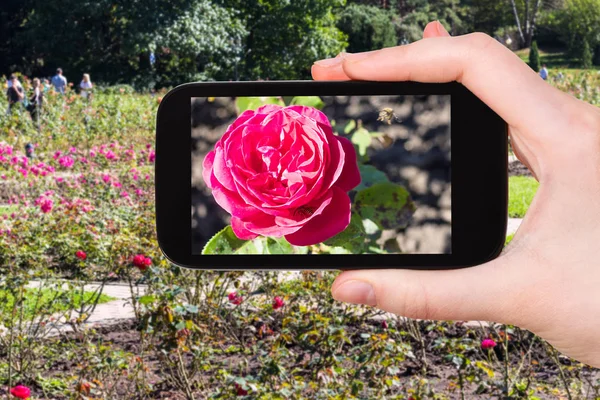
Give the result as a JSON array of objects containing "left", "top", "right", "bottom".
[{"left": 155, "top": 80, "right": 507, "bottom": 270}]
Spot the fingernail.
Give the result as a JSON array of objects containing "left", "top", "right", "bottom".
[
  {"left": 342, "top": 52, "right": 372, "bottom": 62},
  {"left": 435, "top": 20, "right": 449, "bottom": 36},
  {"left": 332, "top": 280, "right": 377, "bottom": 306},
  {"left": 314, "top": 57, "right": 343, "bottom": 67}
]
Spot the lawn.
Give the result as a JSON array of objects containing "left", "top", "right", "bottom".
[{"left": 509, "top": 176, "right": 539, "bottom": 218}]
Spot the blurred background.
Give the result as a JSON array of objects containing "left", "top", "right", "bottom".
[
  {"left": 2, "top": 0, "right": 599, "bottom": 88},
  {"left": 191, "top": 95, "right": 451, "bottom": 254}
]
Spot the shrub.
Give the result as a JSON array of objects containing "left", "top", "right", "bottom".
[
  {"left": 336, "top": 4, "right": 397, "bottom": 53},
  {"left": 582, "top": 38, "right": 593, "bottom": 68}
]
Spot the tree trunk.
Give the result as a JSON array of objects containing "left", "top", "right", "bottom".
[
  {"left": 526, "top": 0, "right": 543, "bottom": 47},
  {"left": 510, "top": 0, "right": 526, "bottom": 47}
]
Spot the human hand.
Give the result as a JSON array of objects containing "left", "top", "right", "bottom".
[{"left": 312, "top": 21, "right": 600, "bottom": 368}]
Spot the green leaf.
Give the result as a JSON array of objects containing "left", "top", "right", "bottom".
[
  {"left": 351, "top": 127, "right": 371, "bottom": 157},
  {"left": 343, "top": 119, "right": 356, "bottom": 134},
  {"left": 201, "top": 226, "right": 248, "bottom": 255},
  {"left": 323, "top": 213, "right": 365, "bottom": 249},
  {"left": 289, "top": 96, "right": 324, "bottom": 109},
  {"left": 138, "top": 295, "right": 155, "bottom": 306},
  {"left": 355, "top": 164, "right": 390, "bottom": 191},
  {"left": 235, "top": 96, "right": 284, "bottom": 114},
  {"left": 266, "top": 237, "right": 308, "bottom": 254},
  {"left": 354, "top": 182, "right": 415, "bottom": 230}
]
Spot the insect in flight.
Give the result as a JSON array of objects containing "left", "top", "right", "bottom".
[
  {"left": 377, "top": 107, "right": 401, "bottom": 125},
  {"left": 293, "top": 206, "right": 315, "bottom": 219}
]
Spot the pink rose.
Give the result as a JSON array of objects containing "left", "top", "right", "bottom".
[
  {"left": 203, "top": 105, "right": 360, "bottom": 246},
  {"left": 481, "top": 338, "right": 497, "bottom": 350}
]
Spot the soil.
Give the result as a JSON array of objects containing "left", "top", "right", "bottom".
[
  {"left": 191, "top": 95, "right": 451, "bottom": 254},
  {"left": 509, "top": 160, "right": 534, "bottom": 177},
  {"left": 31, "top": 319, "right": 600, "bottom": 399}
]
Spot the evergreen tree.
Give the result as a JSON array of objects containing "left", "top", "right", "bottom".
[
  {"left": 581, "top": 38, "right": 593, "bottom": 68},
  {"left": 529, "top": 41, "right": 541, "bottom": 72}
]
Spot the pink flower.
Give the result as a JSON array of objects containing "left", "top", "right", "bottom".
[
  {"left": 58, "top": 155, "right": 75, "bottom": 168},
  {"left": 228, "top": 291, "right": 243, "bottom": 305},
  {"left": 120, "top": 191, "right": 129, "bottom": 198},
  {"left": 381, "top": 320, "right": 389, "bottom": 330},
  {"left": 10, "top": 385, "right": 31, "bottom": 399},
  {"left": 105, "top": 150, "right": 116, "bottom": 160},
  {"left": 76, "top": 250, "right": 87, "bottom": 260},
  {"left": 132, "top": 254, "right": 152, "bottom": 271},
  {"left": 89, "top": 150, "right": 97, "bottom": 158},
  {"left": 102, "top": 174, "right": 111, "bottom": 184},
  {"left": 40, "top": 198, "right": 53, "bottom": 213},
  {"left": 148, "top": 150, "right": 155, "bottom": 163},
  {"left": 53, "top": 151, "right": 61, "bottom": 160},
  {"left": 481, "top": 338, "right": 497, "bottom": 350},
  {"left": 272, "top": 296, "right": 284, "bottom": 310},
  {"left": 202, "top": 105, "right": 360, "bottom": 246}
]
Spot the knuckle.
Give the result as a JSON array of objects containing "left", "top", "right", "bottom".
[{"left": 467, "top": 32, "right": 497, "bottom": 50}]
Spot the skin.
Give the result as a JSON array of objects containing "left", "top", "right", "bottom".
[{"left": 312, "top": 21, "right": 600, "bottom": 368}]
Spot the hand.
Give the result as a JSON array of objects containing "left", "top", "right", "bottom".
[{"left": 312, "top": 21, "right": 600, "bottom": 368}]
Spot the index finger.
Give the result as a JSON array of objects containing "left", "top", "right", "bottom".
[{"left": 312, "top": 33, "right": 573, "bottom": 137}]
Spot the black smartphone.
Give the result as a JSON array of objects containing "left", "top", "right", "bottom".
[{"left": 155, "top": 80, "right": 507, "bottom": 270}]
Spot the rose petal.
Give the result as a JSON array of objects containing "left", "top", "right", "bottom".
[
  {"left": 285, "top": 186, "right": 352, "bottom": 246},
  {"left": 202, "top": 151, "right": 216, "bottom": 189},
  {"left": 244, "top": 212, "right": 302, "bottom": 237},
  {"left": 287, "top": 105, "right": 330, "bottom": 126},
  {"left": 334, "top": 136, "right": 361, "bottom": 191},
  {"left": 231, "top": 217, "right": 258, "bottom": 240}
]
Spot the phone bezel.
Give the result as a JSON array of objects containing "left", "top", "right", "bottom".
[{"left": 156, "top": 80, "right": 507, "bottom": 270}]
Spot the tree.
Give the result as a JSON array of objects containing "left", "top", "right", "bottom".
[
  {"left": 509, "top": 0, "right": 543, "bottom": 48},
  {"left": 337, "top": 4, "right": 397, "bottom": 53},
  {"left": 7, "top": 0, "right": 247, "bottom": 87},
  {"left": 393, "top": 0, "right": 469, "bottom": 44},
  {"left": 529, "top": 41, "right": 541, "bottom": 71},
  {"left": 581, "top": 38, "right": 593, "bottom": 68},
  {"left": 557, "top": 0, "right": 600, "bottom": 63},
  {"left": 216, "top": 0, "right": 347, "bottom": 80}
]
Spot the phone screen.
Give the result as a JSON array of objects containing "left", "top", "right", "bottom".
[{"left": 191, "top": 95, "right": 450, "bottom": 255}]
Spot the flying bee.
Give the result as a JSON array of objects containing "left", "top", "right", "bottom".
[
  {"left": 293, "top": 205, "right": 315, "bottom": 219},
  {"left": 377, "top": 107, "right": 401, "bottom": 125}
]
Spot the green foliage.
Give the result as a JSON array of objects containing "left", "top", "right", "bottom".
[
  {"left": 581, "top": 38, "right": 593, "bottom": 69},
  {"left": 336, "top": 4, "right": 397, "bottom": 53},
  {"left": 557, "top": 0, "right": 600, "bottom": 62},
  {"left": 529, "top": 41, "right": 541, "bottom": 72},
  {"left": 354, "top": 181, "right": 415, "bottom": 230},
  {"left": 235, "top": 96, "right": 285, "bottom": 113},
  {"left": 394, "top": 0, "right": 469, "bottom": 43},
  {"left": 508, "top": 176, "right": 539, "bottom": 218},
  {"left": 217, "top": 0, "right": 348, "bottom": 80},
  {"left": 202, "top": 226, "right": 309, "bottom": 254},
  {"left": 0, "top": 288, "right": 114, "bottom": 320}
]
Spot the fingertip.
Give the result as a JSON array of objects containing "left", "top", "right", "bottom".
[{"left": 311, "top": 62, "right": 351, "bottom": 81}]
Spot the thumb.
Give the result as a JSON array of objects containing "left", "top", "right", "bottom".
[{"left": 332, "top": 254, "right": 520, "bottom": 323}]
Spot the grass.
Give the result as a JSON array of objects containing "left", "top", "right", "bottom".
[
  {"left": 505, "top": 233, "right": 515, "bottom": 246},
  {"left": 509, "top": 176, "right": 539, "bottom": 218},
  {"left": 515, "top": 46, "right": 575, "bottom": 68},
  {"left": 0, "top": 288, "right": 115, "bottom": 320}
]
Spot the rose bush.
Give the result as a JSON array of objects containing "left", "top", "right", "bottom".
[{"left": 202, "top": 104, "right": 360, "bottom": 246}]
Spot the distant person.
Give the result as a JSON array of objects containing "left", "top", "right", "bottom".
[
  {"left": 80, "top": 73, "right": 93, "bottom": 100},
  {"left": 539, "top": 64, "right": 549, "bottom": 81},
  {"left": 28, "top": 78, "right": 43, "bottom": 128},
  {"left": 51, "top": 68, "right": 67, "bottom": 94},
  {"left": 6, "top": 74, "right": 24, "bottom": 114}
]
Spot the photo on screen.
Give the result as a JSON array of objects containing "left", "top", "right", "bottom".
[{"left": 191, "top": 95, "right": 450, "bottom": 255}]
